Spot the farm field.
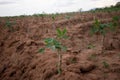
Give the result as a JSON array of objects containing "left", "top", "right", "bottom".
[{"left": 0, "top": 8, "right": 120, "bottom": 80}]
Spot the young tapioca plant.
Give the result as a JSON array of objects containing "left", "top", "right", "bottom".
[
  {"left": 51, "top": 14, "right": 56, "bottom": 21},
  {"left": 65, "top": 15, "right": 71, "bottom": 27},
  {"left": 102, "top": 61, "right": 109, "bottom": 68},
  {"left": 108, "top": 16, "right": 120, "bottom": 32},
  {"left": 39, "top": 28, "right": 68, "bottom": 74},
  {"left": 91, "top": 17, "right": 120, "bottom": 53},
  {"left": 51, "top": 14, "right": 56, "bottom": 30},
  {"left": 5, "top": 20, "right": 16, "bottom": 32},
  {"left": 90, "top": 19, "right": 109, "bottom": 53},
  {"left": 112, "top": 16, "right": 119, "bottom": 27}
]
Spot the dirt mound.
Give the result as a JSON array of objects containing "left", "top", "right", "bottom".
[{"left": 0, "top": 11, "right": 120, "bottom": 80}]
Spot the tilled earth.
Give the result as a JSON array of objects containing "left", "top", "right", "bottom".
[{"left": 0, "top": 11, "right": 120, "bottom": 80}]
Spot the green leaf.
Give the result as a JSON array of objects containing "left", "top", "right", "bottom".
[
  {"left": 63, "top": 28, "right": 67, "bottom": 35},
  {"left": 94, "top": 19, "right": 100, "bottom": 27},
  {"left": 113, "top": 16, "right": 119, "bottom": 21},
  {"left": 46, "top": 44, "right": 52, "bottom": 48},
  {"left": 53, "top": 39, "right": 61, "bottom": 45},
  {"left": 40, "top": 28, "right": 68, "bottom": 53},
  {"left": 100, "top": 30, "right": 106, "bottom": 36},
  {"left": 44, "top": 38, "right": 53, "bottom": 44},
  {"left": 56, "top": 28, "right": 68, "bottom": 39},
  {"left": 39, "top": 48, "right": 45, "bottom": 53},
  {"left": 54, "top": 44, "right": 61, "bottom": 49},
  {"left": 57, "top": 28, "right": 62, "bottom": 36},
  {"left": 44, "top": 38, "right": 62, "bottom": 51},
  {"left": 90, "top": 26, "right": 99, "bottom": 35},
  {"left": 102, "top": 61, "right": 109, "bottom": 68},
  {"left": 52, "top": 15, "right": 55, "bottom": 20},
  {"left": 109, "top": 22, "right": 116, "bottom": 31}
]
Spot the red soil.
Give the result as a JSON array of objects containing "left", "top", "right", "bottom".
[{"left": 0, "top": 11, "right": 120, "bottom": 80}]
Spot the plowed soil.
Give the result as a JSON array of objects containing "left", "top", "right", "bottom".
[{"left": 0, "top": 11, "right": 120, "bottom": 80}]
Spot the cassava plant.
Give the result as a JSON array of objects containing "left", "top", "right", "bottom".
[
  {"left": 90, "top": 19, "right": 109, "bottom": 53},
  {"left": 65, "top": 15, "right": 71, "bottom": 27},
  {"left": 91, "top": 17, "right": 120, "bottom": 53},
  {"left": 39, "top": 28, "right": 68, "bottom": 74},
  {"left": 51, "top": 14, "right": 56, "bottom": 21},
  {"left": 112, "top": 16, "right": 119, "bottom": 27},
  {"left": 51, "top": 14, "right": 56, "bottom": 30},
  {"left": 102, "top": 61, "right": 109, "bottom": 68},
  {"left": 5, "top": 20, "right": 16, "bottom": 32},
  {"left": 109, "top": 16, "right": 120, "bottom": 31}
]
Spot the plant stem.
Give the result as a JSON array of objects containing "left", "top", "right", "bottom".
[
  {"left": 57, "top": 50, "right": 62, "bottom": 74},
  {"left": 102, "top": 35, "right": 105, "bottom": 53}
]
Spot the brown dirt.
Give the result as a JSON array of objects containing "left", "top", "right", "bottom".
[{"left": 0, "top": 11, "right": 120, "bottom": 80}]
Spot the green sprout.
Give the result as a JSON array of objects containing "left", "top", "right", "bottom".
[
  {"left": 91, "top": 17, "right": 120, "bottom": 53},
  {"left": 39, "top": 28, "right": 68, "bottom": 74},
  {"left": 102, "top": 61, "right": 109, "bottom": 68},
  {"left": 65, "top": 15, "right": 71, "bottom": 27},
  {"left": 51, "top": 14, "right": 56, "bottom": 21},
  {"left": 5, "top": 20, "right": 16, "bottom": 32},
  {"left": 51, "top": 14, "right": 56, "bottom": 31},
  {"left": 108, "top": 16, "right": 120, "bottom": 32},
  {"left": 108, "top": 22, "right": 116, "bottom": 31},
  {"left": 112, "top": 16, "right": 119, "bottom": 26},
  {"left": 56, "top": 28, "right": 68, "bottom": 39},
  {"left": 90, "top": 19, "right": 110, "bottom": 53}
]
